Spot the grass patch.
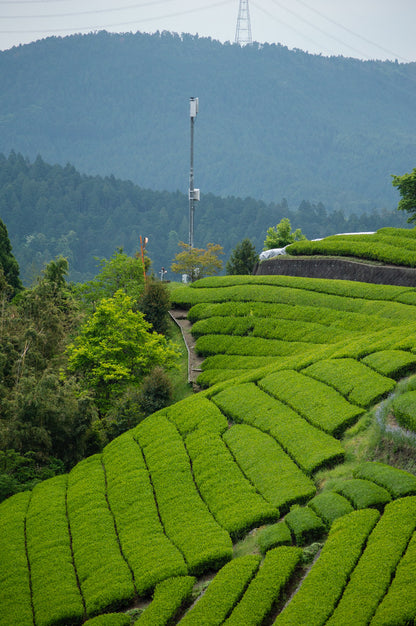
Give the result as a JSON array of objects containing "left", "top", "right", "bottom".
[{"left": 166, "top": 317, "right": 194, "bottom": 404}]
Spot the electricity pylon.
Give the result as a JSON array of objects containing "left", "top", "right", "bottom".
[{"left": 235, "top": 0, "right": 252, "bottom": 45}]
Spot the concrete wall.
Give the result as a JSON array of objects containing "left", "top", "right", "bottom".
[{"left": 255, "top": 257, "right": 416, "bottom": 287}]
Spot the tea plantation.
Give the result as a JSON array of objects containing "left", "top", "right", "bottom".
[{"left": 2, "top": 273, "right": 416, "bottom": 625}]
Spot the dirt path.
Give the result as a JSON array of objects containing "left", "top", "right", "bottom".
[{"left": 169, "top": 309, "right": 204, "bottom": 388}]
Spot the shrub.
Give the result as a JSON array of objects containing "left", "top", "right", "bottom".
[
  {"left": 392, "top": 390, "right": 416, "bottom": 432},
  {"left": 284, "top": 506, "right": 325, "bottom": 546},
  {"left": 274, "top": 509, "right": 380, "bottom": 626},
  {"left": 135, "top": 576, "right": 196, "bottom": 625},
  {"left": 212, "top": 382, "right": 344, "bottom": 473},
  {"left": 361, "top": 349, "right": 416, "bottom": 379},
  {"left": 259, "top": 370, "right": 364, "bottom": 437},
  {"left": 326, "top": 497, "right": 416, "bottom": 626},
  {"left": 138, "top": 366, "right": 173, "bottom": 416},
  {"left": 353, "top": 461, "right": 416, "bottom": 498},
  {"left": 257, "top": 522, "right": 293, "bottom": 553},
  {"left": 332, "top": 478, "right": 391, "bottom": 512},
  {"left": 179, "top": 555, "right": 261, "bottom": 625},
  {"left": 223, "top": 424, "right": 316, "bottom": 513},
  {"left": 185, "top": 427, "right": 278, "bottom": 540},
  {"left": 83, "top": 615, "right": 130, "bottom": 626},
  {"left": 308, "top": 491, "right": 353, "bottom": 529},
  {"left": 224, "top": 547, "right": 302, "bottom": 626}
]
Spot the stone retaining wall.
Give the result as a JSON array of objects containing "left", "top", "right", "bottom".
[{"left": 255, "top": 257, "right": 416, "bottom": 287}]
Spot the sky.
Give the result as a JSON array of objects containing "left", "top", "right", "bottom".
[{"left": 0, "top": 0, "right": 415, "bottom": 63}]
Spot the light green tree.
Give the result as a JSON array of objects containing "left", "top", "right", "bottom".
[
  {"left": 66, "top": 290, "right": 179, "bottom": 412},
  {"left": 263, "top": 217, "right": 306, "bottom": 250},
  {"left": 392, "top": 168, "right": 416, "bottom": 222},
  {"left": 171, "top": 242, "right": 223, "bottom": 282}
]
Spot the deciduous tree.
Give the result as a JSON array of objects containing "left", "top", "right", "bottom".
[
  {"left": 392, "top": 168, "right": 416, "bottom": 223},
  {"left": 171, "top": 242, "right": 223, "bottom": 282},
  {"left": 263, "top": 217, "right": 306, "bottom": 250}
]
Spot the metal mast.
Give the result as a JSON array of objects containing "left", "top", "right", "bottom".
[
  {"left": 189, "top": 97, "right": 199, "bottom": 249},
  {"left": 235, "top": 0, "right": 252, "bottom": 45}
]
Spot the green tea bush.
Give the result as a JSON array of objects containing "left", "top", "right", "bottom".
[
  {"left": 191, "top": 316, "right": 254, "bottom": 338},
  {"left": 134, "top": 414, "right": 233, "bottom": 575},
  {"left": 25, "top": 475, "right": 84, "bottom": 626},
  {"left": 135, "top": 576, "right": 196, "bottom": 625},
  {"left": 178, "top": 555, "right": 260, "bottom": 625},
  {"left": 185, "top": 427, "right": 278, "bottom": 539},
  {"left": 332, "top": 478, "right": 392, "bottom": 512},
  {"left": 212, "top": 383, "right": 344, "bottom": 473},
  {"left": 103, "top": 432, "right": 187, "bottom": 596},
  {"left": 308, "top": 491, "right": 354, "bottom": 529},
  {"left": 274, "top": 508, "right": 380, "bottom": 626},
  {"left": 371, "top": 530, "right": 416, "bottom": 625},
  {"left": 195, "top": 334, "right": 308, "bottom": 357},
  {"left": 257, "top": 521, "right": 293, "bottom": 553},
  {"left": 66, "top": 455, "right": 135, "bottom": 617},
  {"left": 303, "top": 358, "right": 396, "bottom": 407},
  {"left": 353, "top": 461, "right": 416, "bottom": 498},
  {"left": 284, "top": 505, "right": 325, "bottom": 546},
  {"left": 165, "top": 394, "right": 228, "bottom": 436},
  {"left": 0, "top": 491, "right": 33, "bottom": 626},
  {"left": 201, "top": 354, "right": 279, "bottom": 370},
  {"left": 326, "top": 497, "right": 416, "bottom": 626},
  {"left": 224, "top": 546, "right": 302, "bottom": 626},
  {"left": 197, "top": 369, "right": 249, "bottom": 388},
  {"left": 259, "top": 370, "right": 364, "bottom": 436},
  {"left": 361, "top": 348, "right": 416, "bottom": 378},
  {"left": 223, "top": 424, "right": 316, "bottom": 512},
  {"left": 392, "top": 390, "right": 416, "bottom": 432}
]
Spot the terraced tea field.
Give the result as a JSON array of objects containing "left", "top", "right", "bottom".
[{"left": 2, "top": 274, "right": 416, "bottom": 625}]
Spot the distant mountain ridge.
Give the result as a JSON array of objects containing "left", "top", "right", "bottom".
[{"left": 0, "top": 30, "right": 415, "bottom": 212}]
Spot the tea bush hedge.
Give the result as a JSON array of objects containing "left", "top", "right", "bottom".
[
  {"left": 133, "top": 414, "right": 233, "bottom": 575},
  {"left": 326, "top": 497, "right": 416, "bottom": 626},
  {"left": 0, "top": 491, "right": 33, "bottom": 626},
  {"left": 102, "top": 432, "right": 187, "bottom": 596},
  {"left": 332, "top": 478, "right": 392, "bottom": 512},
  {"left": 135, "top": 576, "right": 196, "bottom": 626},
  {"left": 223, "top": 547, "right": 302, "bottom": 626},
  {"left": 257, "top": 521, "right": 292, "bottom": 553},
  {"left": 185, "top": 427, "right": 278, "bottom": 539},
  {"left": 25, "top": 475, "right": 84, "bottom": 626},
  {"left": 212, "top": 382, "right": 344, "bottom": 473},
  {"left": 178, "top": 555, "right": 260, "bottom": 625},
  {"left": 353, "top": 461, "right": 416, "bottom": 498},
  {"left": 392, "top": 390, "right": 416, "bottom": 432},
  {"left": 258, "top": 370, "right": 364, "bottom": 436},
  {"left": 307, "top": 491, "right": 354, "bottom": 529},
  {"left": 274, "top": 509, "right": 380, "bottom": 626},
  {"left": 302, "top": 358, "right": 395, "bottom": 407},
  {"left": 223, "top": 424, "right": 316, "bottom": 512},
  {"left": 284, "top": 505, "right": 325, "bottom": 546},
  {"left": 361, "top": 348, "right": 416, "bottom": 378}
]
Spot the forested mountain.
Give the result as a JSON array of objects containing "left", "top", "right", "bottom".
[
  {"left": 0, "top": 31, "right": 415, "bottom": 212},
  {"left": 0, "top": 153, "right": 408, "bottom": 284}
]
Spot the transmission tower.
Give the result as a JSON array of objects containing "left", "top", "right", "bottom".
[{"left": 235, "top": 0, "right": 252, "bottom": 45}]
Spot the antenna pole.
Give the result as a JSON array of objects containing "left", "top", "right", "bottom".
[
  {"left": 189, "top": 97, "right": 199, "bottom": 249},
  {"left": 235, "top": 0, "right": 252, "bottom": 45}
]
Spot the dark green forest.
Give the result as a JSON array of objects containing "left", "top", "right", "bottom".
[
  {"left": 1, "top": 31, "right": 416, "bottom": 211},
  {"left": 0, "top": 153, "right": 408, "bottom": 284}
]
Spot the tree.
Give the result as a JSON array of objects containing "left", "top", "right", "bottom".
[
  {"left": 226, "top": 238, "right": 259, "bottom": 275},
  {"left": 263, "top": 217, "right": 306, "bottom": 250},
  {"left": 392, "top": 168, "right": 416, "bottom": 223},
  {"left": 66, "top": 290, "right": 179, "bottom": 413},
  {"left": 138, "top": 279, "right": 171, "bottom": 335},
  {"left": 0, "top": 218, "right": 22, "bottom": 297},
  {"left": 171, "top": 242, "right": 223, "bottom": 282},
  {"left": 75, "top": 249, "right": 146, "bottom": 311}
]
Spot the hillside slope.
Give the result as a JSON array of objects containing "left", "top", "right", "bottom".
[
  {"left": 2, "top": 274, "right": 416, "bottom": 624},
  {"left": 1, "top": 31, "right": 416, "bottom": 210}
]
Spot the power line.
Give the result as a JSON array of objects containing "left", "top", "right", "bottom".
[{"left": 1, "top": 0, "right": 178, "bottom": 19}]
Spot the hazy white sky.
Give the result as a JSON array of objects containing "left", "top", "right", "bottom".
[{"left": 0, "top": 0, "right": 415, "bottom": 62}]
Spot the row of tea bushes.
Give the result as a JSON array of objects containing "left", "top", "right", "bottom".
[
  {"left": 302, "top": 358, "right": 396, "bottom": 407},
  {"left": 102, "top": 432, "right": 187, "bottom": 595},
  {"left": 25, "top": 475, "right": 84, "bottom": 626},
  {"left": 66, "top": 455, "right": 136, "bottom": 617},
  {"left": 353, "top": 461, "right": 416, "bottom": 498},
  {"left": 258, "top": 370, "right": 364, "bottom": 437},
  {"left": 223, "top": 424, "right": 316, "bottom": 512},
  {"left": 274, "top": 508, "right": 380, "bottom": 625},
  {"left": 326, "top": 496, "right": 416, "bottom": 625},
  {"left": 184, "top": 427, "right": 278, "bottom": 539},
  {"left": 286, "top": 232, "right": 416, "bottom": 266},
  {"left": 361, "top": 349, "right": 416, "bottom": 379},
  {"left": 135, "top": 576, "right": 196, "bottom": 626},
  {"left": 212, "top": 382, "right": 345, "bottom": 473},
  {"left": 133, "top": 414, "right": 233, "bottom": 575}
]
